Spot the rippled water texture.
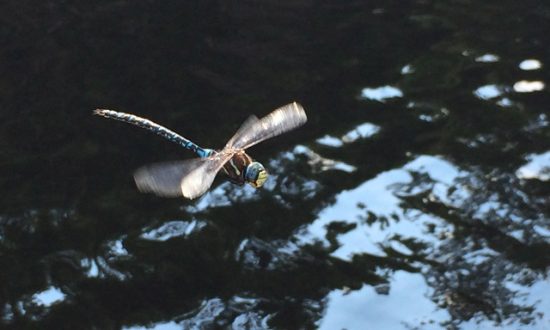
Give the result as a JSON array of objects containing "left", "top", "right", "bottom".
[{"left": 1, "top": 1, "right": 549, "bottom": 329}]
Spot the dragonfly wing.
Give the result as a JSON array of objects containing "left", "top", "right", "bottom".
[
  {"left": 134, "top": 159, "right": 207, "bottom": 197},
  {"left": 224, "top": 115, "right": 260, "bottom": 149},
  {"left": 228, "top": 102, "right": 307, "bottom": 150},
  {"left": 180, "top": 152, "right": 235, "bottom": 199}
]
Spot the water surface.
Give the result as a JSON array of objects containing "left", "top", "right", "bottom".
[{"left": 1, "top": 1, "right": 549, "bottom": 329}]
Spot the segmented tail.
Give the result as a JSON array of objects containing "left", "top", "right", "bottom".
[{"left": 94, "top": 109, "right": 213, "bottom": 158}]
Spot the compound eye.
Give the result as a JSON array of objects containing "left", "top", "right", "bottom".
[
  {"left": 250, "top": 169, "right": 268, "bottom": 188},
  {"left": 245, "top": 162, "right": 268, "bottom": 188}
]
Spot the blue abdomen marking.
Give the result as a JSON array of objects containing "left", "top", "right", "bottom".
[{"left": 94, "top": 109, "right": 213, "bottom": 158}]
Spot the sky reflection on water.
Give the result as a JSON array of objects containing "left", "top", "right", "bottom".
[
  {"left": 516, "top": 151, "right": 550, "bottom": 181},
  {"left": 519, "top": 59, "right": 542, "bottom": 71},
  {"left": 360, "top": 86, "right": 404, "bottom": 102},
  {"left": 296, "top": 155, "right": 459, "bottom": 260},
  {"left": 319, "top": 272, "right": 449, "bottom": 330}
]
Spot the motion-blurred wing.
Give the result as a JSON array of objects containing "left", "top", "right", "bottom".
[
  {"left": 224, "top": 115, "right": 260, "bottom": 149},
  {"left": 227, "top": 102, "right": 307, "bottom": 150},
  {"left": 180, "top": 152, "right": 234, "bottom": 199},
  {"left": 134, "top": 159, "right": 207, "bottom": 197}
]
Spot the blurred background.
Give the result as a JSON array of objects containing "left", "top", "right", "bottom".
[{"left": 1, "top": 1, "right": 549, "bottom": 329}]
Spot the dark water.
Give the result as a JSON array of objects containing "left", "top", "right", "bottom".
[{"left": 1, "top": 1, "right": 549, "bottom": 329}]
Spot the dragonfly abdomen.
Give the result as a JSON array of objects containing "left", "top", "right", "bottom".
[{"left": 94, "top": 109, "right": 213, "bottom": 158}]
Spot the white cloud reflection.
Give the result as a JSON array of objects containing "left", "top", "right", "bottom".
[
  {"left": 299, "top": 153, "right": 550, "bottom": 329},
  {"left": 401, "top": 64, "right": 414, "bottom": 74},
  {"left": 32, "top": 286, "right": 66, "bottom": 307},
  {"left": 513, "top": 80, "right": 545, "bottom": 93},
  {"left": 497, "top": 97, "right": 514, "bottom": 107},
  {"left": 141, "top": 220, "right": 206, "bottom": 241},
  {"left": 107, "top": 238, "right": 129, "bottom": 258},
  {"left": 318, "top": 272, "right": 450, "bottom": 330},
  {"left": 316, "top": 135, "right": 343, "bottom": 147},
  {"left": 360, "top": 86, "right": 403, "bottom": 102},
  {"left": 516, "top": 151, "right": 550, "bottom": 181},
  {"left": 294, "top": 145, "right": 356, "bottom": 173},
  {"left": 519, "top": 59, "right": 542, "bottom": 70},
  {"left": 317, "top": 122, "right": 380, "bottom": 147},
  {"left": 295, "top": 155, "right": 462, "bottom": 259},
  {"left": 474, "top": 84, "right": 503, "bottom": 100},
  {"left": 341, "top": 123, "right": 380, "bottom": 143},
  {"left": 475, "top": 54, "right": 500, "bottom": 63},
  {"left": 123, "top": 321, "right": 181, "bottom": 330}
]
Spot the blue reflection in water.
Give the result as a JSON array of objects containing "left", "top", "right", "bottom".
[
  {"left": 513, "top": 80, "right": 545, "bottom": 93},
  {"left": 141, "top": 220, "right": 206, "bottom": 241},
  {"left": 519, "top": 59, "right": 542, "bottom": 71},
  {"left": 32, "top": 287, "right": 66, "bottom": 307},
  {"left": 317, "top": 122, "right": 380, "bottom": 147},
  {"left": 319, "top": 271, "right": 449, "bottom": 329},
  {"left": 294, "top": 145, "right": 356, "bottom": 173},
  {"left": 294, "top": 153, "right": 550, "bottom": 328},
  {"left": 123, "top": 296, "right": 270, "bottom": 330},
  {"left": 475, "top": 54, "right": 500, "bottom": 63},
  {"left": 123, "top": 321, "right": 180, "bottom": 330},
  {"left": 360, "top": 86, "right": 403, "bottom": 102},
  {"left": 316, "top": 135, "right": 344, "bottom": 147},
  {"left": 296, "top": 155, "right": 460, "bottom": 259},
  {"left": 401, "top": 64, "right": 415, "bottom": 74},
  {"left": 474, "top": 85, "right": 503, "bottom": 100},
  {"left": 516, "top": 151, "right": 550, "bottom": 181}
]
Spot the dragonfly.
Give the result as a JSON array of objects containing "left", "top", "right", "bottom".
[{"left": 94, "top": 102, "right": 307, "bottom": 199}]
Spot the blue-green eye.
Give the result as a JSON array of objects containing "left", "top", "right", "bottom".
[{"left": 245, "top": 162, "right": 268, "bottom": 188}]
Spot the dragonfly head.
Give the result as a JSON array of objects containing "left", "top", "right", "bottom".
[{"left": 244, "top": 162, "right": 268, "bottom": 188}]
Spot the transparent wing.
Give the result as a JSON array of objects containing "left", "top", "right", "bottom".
[
  {"left": 134, "top": 159, "right": 208, "bottom": 197},
  {"left": 180, "top": 152, "right": 235, "bottom": 199},
  {"left": 224, "top": 115, "right": 260, "bottom": 149},
  {"left": 227, "top": 102, "right": 307, "bottom": 150}
]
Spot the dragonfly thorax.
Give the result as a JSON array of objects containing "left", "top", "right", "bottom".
[{"left": 221, "top": 152, "right": 267, "bottom": 188}]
